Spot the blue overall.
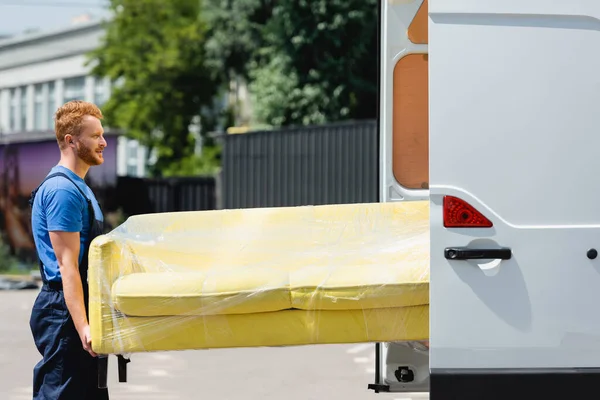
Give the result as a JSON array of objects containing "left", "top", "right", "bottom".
[{"left": 28, "top": 171, "right": 109, "bottom": 400}]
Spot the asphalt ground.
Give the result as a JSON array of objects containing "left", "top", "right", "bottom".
[{"left": 0, "top": 289, "right": 429, "bottom": 400}]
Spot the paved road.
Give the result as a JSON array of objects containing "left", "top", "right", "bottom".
[{"left": 0, "top": 290, "right": 429, "bottom": 400}]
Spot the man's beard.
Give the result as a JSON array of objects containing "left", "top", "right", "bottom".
[{"left": 77, "top": 144, "right": 102, "bottom": 166}]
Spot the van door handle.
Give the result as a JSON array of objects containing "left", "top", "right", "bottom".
[{"left": 444, "top": 247, "right": 512, "bottom": 260}]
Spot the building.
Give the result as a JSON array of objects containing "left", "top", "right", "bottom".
[
  {"left": 0, "top": 15, "right": 257, "bottom": 264},
  {"left": 0, "top": 16, "right": 146, "bottom": 177}
]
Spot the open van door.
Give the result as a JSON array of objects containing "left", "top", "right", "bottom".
[
  {"left": 371, "top": 0, "right": 431, "bottom": 394},
  {"left": 376, "top": 0, "right": 600, "bottom": 398}
]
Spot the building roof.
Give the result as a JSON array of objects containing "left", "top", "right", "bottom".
[
  {"left": 0, "top": 17, "right": 109, "bottom": 73},
  {"left": 0, "top": 18, "right": 105, "bottom": 50}
]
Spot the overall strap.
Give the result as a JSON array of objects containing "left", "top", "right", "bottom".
[
  {"left": 30, "top": 172, "right": 90, "bottom": 203},
  {"left": 30, "top": 172, "right": 94, "bottom": 224},
  {"left": 30, "top": 172, "right": 95, "bottom": 285}
]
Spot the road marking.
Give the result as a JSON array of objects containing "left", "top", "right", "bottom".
[
  {"left": 8, "top": 387, "right": 33, "bottom": 400},
  {"left": 148, "top": 369, "right": 169, "bottom": 377},
  {"left": 124, "top": 384, "right": 156, "bottom": 393},
  {"left": 353, "top": 357, "right": 370, "bottom": 363},
  {"left": 346, "top": 343, "right": 372, "bottom": 354},
  {"left": 150, "top": 353, "right": 173, "bottom": 360},
  {"left": 394, "top": 395, "right": 430, "bottom": 400},
  {"left": 11, "top": 387, "right": 31, "bottom": 394},
  {"left": 103, "top": 394, "right": 180, "bottom": 400}
]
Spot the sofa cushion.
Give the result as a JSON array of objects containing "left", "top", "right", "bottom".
[
  {"left": 290, "top": 265, "right": 429, "bottom": 311},
  {"left": 111, "top": 263, "right": 429, "bottom": 317},
  {"left": 111, "top": 269, "right": 291, "bottom": 317}
]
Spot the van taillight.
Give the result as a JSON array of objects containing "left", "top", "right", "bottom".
[{"left": 443, "top": 196, "right": 493, "bottom": 228}]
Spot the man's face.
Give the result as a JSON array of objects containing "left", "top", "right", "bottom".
[{"left": 75, "top": 115, "right": 107, "bottom": 166}]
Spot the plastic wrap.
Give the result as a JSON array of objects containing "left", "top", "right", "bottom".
[{"left": 88, "top": 201, "right": 430, "bottom": 355}]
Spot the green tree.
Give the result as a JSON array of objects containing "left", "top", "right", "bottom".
[
  {"left": 203, "top": 0, "right": 275, "bottom": 84},
  {"left": 87, "top": 0, "right": 222, "bottom": 176},
  {"left": 254, "top": 0, "right": 379, "bottom": 126},
  {"left": 203, "top": 0, "right": 378, "bottom": 128},
  {"left": 0, "top": 236, "right": 18, "bottom": 273}
]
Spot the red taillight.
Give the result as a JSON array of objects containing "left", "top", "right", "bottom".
[{"left": 443, "top": 196, "right": 492, "bottom": 228}]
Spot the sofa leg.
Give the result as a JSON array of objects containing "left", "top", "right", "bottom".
[
  {"left": 118, "top": 354, "right": 131, "bottom": 383},
  {"left": 98, "top": 355, "right": 108, "bottom": 389}
]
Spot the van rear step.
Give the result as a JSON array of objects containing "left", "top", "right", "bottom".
[{"left": 368, "top": 342, "right": 429, "bottom": 393}]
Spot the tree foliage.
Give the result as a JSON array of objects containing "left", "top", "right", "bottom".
[
  {"left": 87, "top": 0, "right": 221, "bottom": 176},
  {"left": 88, "top": 0, "right": 379, "bottom": 175},
  {"left": 203, "top": 0, "right": 275, "bottom": 84},
  {"left": 204, "top": 0, "right": 379, "bottom": 127}
]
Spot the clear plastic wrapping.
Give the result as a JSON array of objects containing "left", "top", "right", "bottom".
[{"left": 88, "top": 201, "right": 430, "bottom": 355}]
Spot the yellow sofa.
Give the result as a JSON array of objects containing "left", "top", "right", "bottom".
[{"left": 88, "top": 201, "right": 430, "bottom": 355}]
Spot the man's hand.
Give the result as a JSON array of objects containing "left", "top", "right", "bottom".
[
  {"left": 80, "top": 324, "right": 98, "bottom": 357},
  {"left": 50, "top": 231, "right": 95, "bottom": 356}
]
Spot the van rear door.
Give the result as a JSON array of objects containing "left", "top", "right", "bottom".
[
  {"left": 373, "top": 0, "right": 431, "bottom": 394},
  {"left": 429, "top": 1, "right": 600, "bottom": 398}
]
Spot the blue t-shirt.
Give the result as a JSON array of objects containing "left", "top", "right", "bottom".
[{"left": 31, "top": 165, "right": 104, "bottom": 282}]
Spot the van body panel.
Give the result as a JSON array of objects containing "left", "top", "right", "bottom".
[
  {"left": 429, "top": 0, "right": 600, "bottom": 371},
  {"left": 373, "top": 0, "right": 432, "bottom": 394}
]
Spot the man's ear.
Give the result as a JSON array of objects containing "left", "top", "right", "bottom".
[{"left": 64, "top": 134, "right": 73, "bottom": 146}]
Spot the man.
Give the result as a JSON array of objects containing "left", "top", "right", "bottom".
[{"left": 29, "top": 100, "right": 109, "bottom": 399}]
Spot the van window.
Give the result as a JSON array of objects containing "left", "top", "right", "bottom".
[{"left": 392, "top": 53, "right": 429, "bottom": 190}]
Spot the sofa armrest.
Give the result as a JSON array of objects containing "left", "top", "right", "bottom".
[{"left": 88, "top": 233, "right": 135, "bottom": 354}]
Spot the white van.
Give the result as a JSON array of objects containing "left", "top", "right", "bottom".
[{"left": 375, "top": 0, "right": 600, "bottom": 398}]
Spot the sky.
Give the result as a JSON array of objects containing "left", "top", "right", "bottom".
[{"left": 0, "top": 0, "right": 111, "bottom": 37}]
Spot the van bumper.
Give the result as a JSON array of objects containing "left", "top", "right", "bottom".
[{"left": 430, "top": 368, "right": 600, "bottom": 399}]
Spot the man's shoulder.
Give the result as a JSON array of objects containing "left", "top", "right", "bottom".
[
  {"left": 34, "top": 171, "right": 88, "bottom": 232},
  {"left": 37, "top": 174, "right": 87, "bottom": 207},
  {"left": 39, "top": 174, "right": 81, "bottom": 193}
]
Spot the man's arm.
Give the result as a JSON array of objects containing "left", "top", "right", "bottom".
[
  {"left": 44, "top": 184, "right": 96, "bottom": 357},
  {"left": 49, "top": 230, "right": 96, "bottom": 357}
]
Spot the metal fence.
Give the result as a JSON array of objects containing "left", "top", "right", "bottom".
[
  {"left": 116, "top": 176, "right": 217, "bottom": 215},
  {"left": 221, "top": 120, "right": 379, "bottom": 209},
  {"left": 146, "top": 177, "right": 217, "bottom": 213}
]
